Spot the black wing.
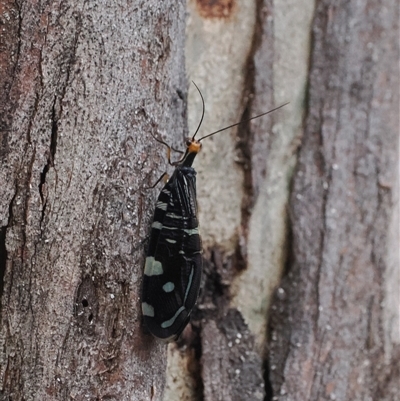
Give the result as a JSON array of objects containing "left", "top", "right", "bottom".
[{"left": 142, "top": 166, "right": 202, "bottom": 340}]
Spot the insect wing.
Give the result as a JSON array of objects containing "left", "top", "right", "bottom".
[{"left": 142, "top": 167, "right": 202, "bottom": 340}]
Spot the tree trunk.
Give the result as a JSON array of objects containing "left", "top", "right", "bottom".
[
  {"left": 0, "top": 1, "right": 186, "bottom": 399},
  {"left": 269, "top": 0, "right": 400, "bottom": 400},
  {"left": 165, "top": 0, "right": 399, "bottom": 401},
  {"left": 1, "top": 0, "right": 398, "bottom": 400}
]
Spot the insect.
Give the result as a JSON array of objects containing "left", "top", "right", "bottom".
[{"left": 142, "top": 83, "right": 287, "bottom": 341}]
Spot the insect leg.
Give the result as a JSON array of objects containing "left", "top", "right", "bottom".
[
  {"left": 144, "top": 172, "right": 169, "bottom": 190},
  {"left": 150, "top": 132, "right": 183, "bottom": 165}
]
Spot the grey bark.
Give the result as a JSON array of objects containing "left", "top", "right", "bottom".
[
  {"left": 269, "top": 0, "right": 400, "bottom": 400},
  {"left": 0, "top": 1, "right": 186, "bottom": 400},
  {"left": 165, "top": 0, "right": 313, "bottom": 399},
  {"left": 166, "top": 0, "right": 399, "bottom": 400},
  {"left": 1, "top": 0, "right": 399, "bottom": 400},
  {"left": 165, "top": 0, "right": 273, "bottom": 400}
]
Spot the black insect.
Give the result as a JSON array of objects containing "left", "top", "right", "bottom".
[{"left": 142, "top": 83, "right": 287, "bottom": 341}]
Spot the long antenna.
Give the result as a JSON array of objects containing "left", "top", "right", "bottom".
[
  {"left": 191, "top": 81, "right": 205, "bottom": 139},
  {"left": 198, "top": 102, "right": 289, "bottom": 142}
]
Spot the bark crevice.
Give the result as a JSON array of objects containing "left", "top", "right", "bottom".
[
  {"left": 39, "top": 96, "right": 58, "bottom": 227},
  {"left": 0, "top": 190, "right": 16, "bottom": 314},
  {"left": 0, "top": 226, "right": 7, "bottom": 302},
  {"left": 233, "top": 0, "right": 266, "bottom": 273}
]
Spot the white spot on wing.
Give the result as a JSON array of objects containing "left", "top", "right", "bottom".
[
  {"left": 144, "top": 256, "right": 163, "bottom": 276},
  {"left": 182, "top": 175, "right": 188, "bottom": 189},
  {"left": 184, "top": 267, "right": 195, "bottom": 302},
  {"left": 162, "top": 282, "right": 175, "bottom": 293},
  {"left": 161, "top": 306, "right": 185, "bottom": 328},
  {"left": 156, "top": 201, "right": 168, "bottom": 211},
  {"left": 166, "top": 212, "right": 184, "bottom": 220},
  {"left": 142, "top": 302, "right": 155, "bottom": 317},
  {"left": 152, "top": 221, "right": 163, "bottom": 230},
  {"left": 183, "top": 227, "right": 199, "bottom": 236}
]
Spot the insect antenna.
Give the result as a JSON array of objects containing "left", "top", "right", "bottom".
[
  {"left": 191, "top": 81, "right": 205, "bottom": 139},
  {"left": 198, "top": 102, "right": 289, "bottom": 142}
]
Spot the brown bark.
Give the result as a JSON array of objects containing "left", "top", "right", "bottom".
[
  {"left": 1, "top": 0, "right": 398, "bottom": 400},
  {"left": 0, "top": 1, "right": 187, "bottom": 399},
  {"left": 269, "top": 0, "right": 399, "bottom": 400},
  {"left": 164, "top": 1, "right": 271, "bottom": 400}
]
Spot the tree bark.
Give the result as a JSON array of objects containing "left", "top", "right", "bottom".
[
  {"left": 165, "top": 0, "right": 314, "bottom": 399},
  {"left": 1, "top": 0, "right": 398, "bottom": 400},
  {"left": 165, "top": 0, "right": 399, "bottom": 400},
  {"left": 269, "top": 0, "right": 400, "bottom": 400},
  {"left": 0, "top": 1, "right": 186, "bottom": 399}
]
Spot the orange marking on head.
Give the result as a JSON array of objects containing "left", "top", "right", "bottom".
[{"left": 188, "top": 140, "right": 202, "bottom": 154}]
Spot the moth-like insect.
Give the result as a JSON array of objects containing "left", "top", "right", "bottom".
[{"left": 142, "top": 83, "right": 287, "bottom": 340}]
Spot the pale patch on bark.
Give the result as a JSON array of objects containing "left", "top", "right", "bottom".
[
  {"left": 384, "top": 154, "right": 400, "bottom": 360},
  {"left": 186, "top": 0, "right": 257, "bottom": 250},
  {"left": 231, "top": 0, "right": 316, "bottom": 350},
  {"left": 164, "top": 1, "right": 257, "bottom": 399},
  {"left": 164, "top": 343, "right": 201, "bottom": 401}
]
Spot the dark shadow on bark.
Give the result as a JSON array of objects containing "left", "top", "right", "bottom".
[
  {"left": 0, "top": 226, "right": 6, "bottom": 301},
  {"left": 263, "top": 359, "right": 274, "bottom": 401}
]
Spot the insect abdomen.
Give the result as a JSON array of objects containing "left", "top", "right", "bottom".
[{"left": 142, "top": 167, "right": 202, "bottom": 341}]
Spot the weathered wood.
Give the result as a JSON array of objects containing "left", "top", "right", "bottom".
[
  {"left": 165, "top": 0, "right": 261, "bottom": 399},
  {"left": 2, "top": 0, "right": 398, "bottom": 399},
  {"left": 231, "top": 0, "right": 315, "bottom": 351},
  {"left": 0, "top": 1, "right": 187, "bottom": 399},
  {"left": 269, "top": 0, "right": 399, "bottom": 400},
  {"left": 201, "top": 309, "right": 265, "bottom": 401},
  {"left": 165, "top": 0, "right": 315, "bottom": 399},
  {"left": 165, "top": 0, "right": 268, "bottom": 399}
]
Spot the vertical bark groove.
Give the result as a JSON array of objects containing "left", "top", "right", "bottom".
[
  {"left": 269, "top": 0, "right": 399, "bottom": 399},
  {"left": 0, "top": 227, "right": 7, "bottom": 301},
  {"left": 1, "top": 1, "right": 187, "bottom": 399}
]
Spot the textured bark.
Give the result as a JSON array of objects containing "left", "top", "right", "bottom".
[
  {"left": 0, "top": 1, "right": 186, "bottom": 399},
  {"left": 1, "top": 0, "right": 398, "bottom": 400},
  {"left": 269, "top": 0, "right": 400, "bottom": 400},
  {"left": 165, "top": 0, "right": 315, "bottom": 399},
  {"left": 165, "top": 0, "right": 267, "bottom": 399},
  {"left": 231, "top": 0, "right": 315, "bottom": 351}
]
